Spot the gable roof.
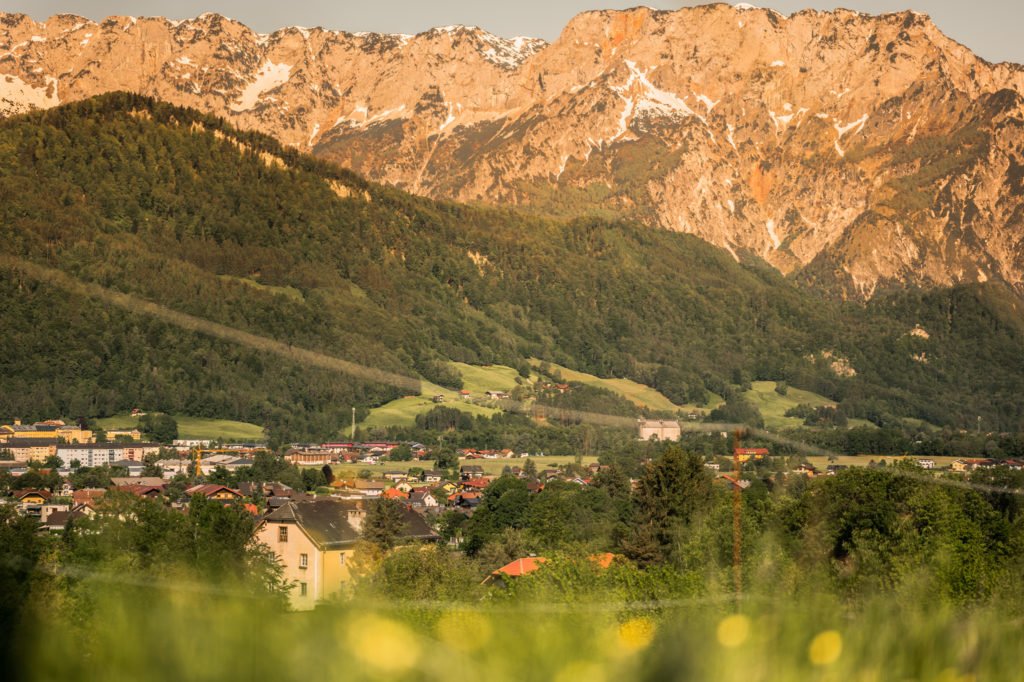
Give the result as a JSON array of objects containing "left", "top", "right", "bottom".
[
  {"left": 184, "top": 484, "right": 242, "bottom": 498},
  {"left": 72, "top": 488, "right": 106, "bottom": 506},
  {"left": 43, "top": 510, "right": 86, "bottom": 529},
  {"left": 115, "top": 484, "right": 165, "bottom": 497},
  {"left": 111, "top": 477, "right": 165, "bottom": 488},
  {"left": 264, "top": 499, "right": 437, "bottom": 550},
  {"left": 13, "top": 489, "right": 51, "bottom": 501}
]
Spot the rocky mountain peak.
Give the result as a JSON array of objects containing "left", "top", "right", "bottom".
[{"left": 1, "top": 6, "right": 1023, "bottom": 297}]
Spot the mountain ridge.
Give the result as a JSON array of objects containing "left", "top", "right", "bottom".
[{"left": 2, "top": 6, "right": 1023, "bottom": 297}]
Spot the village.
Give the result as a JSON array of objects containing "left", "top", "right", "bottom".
[{"left": 3, "top": 415, "right": 1024, "bottom": 610}]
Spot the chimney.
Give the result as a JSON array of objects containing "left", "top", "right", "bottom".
[
  {"left": 346, "top": 499, "right": 366, "bottom": 533},
  {"left": 347, "top": 508, "right": 365, "bottom": 533}
]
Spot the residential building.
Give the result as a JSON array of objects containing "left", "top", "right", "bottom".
[
  {"left": 173, "top": 439, "right": 213, "bottom": 449},
  {"left": 284, "top": 449, "right": 336, "bottom": 466},
  {"left": 154, "top": 459, "right": 191, "bottom": 478},
  {"left": 331, "top": 479, "right": 387, "bottom": 497},
  {"left": 42, "top": 509, "right": 87, "bottom": 532},
  {"left": 638, "top": 419, "right": 682, "bottom": 442},
  {"left": 1, "top": 438, "right": 57, "bottom": 463},
  {"left": 0, "top": 421, "right": 92, "bottom": 444},
  {"left": 409, "top": 490, "right": 439, "bottom": 509},
  {"left": 254, "top": 499, "right": 436, "bottom": 610},
  {"left": 482, "top": 557, "right": 548, "bottom": 587},
  {"left": 12, "top": 489, "right": 51, "bottom": 516},
  {"left": 198, "top": 454, "right": 254, "bottom": 475},
  {"left": 106, "top": 428, "right": 142, "bottom": 442},
  {"left": 184, "top": 484, "right": 243, "bottom": 502},
  {"left": 422, "top": 470, "right": 446, "bottom": 483},
  {"left": 111, "top": 477, "right": 166, "bottom": 488},
  {"left": 55, "top": 443, "right": 162, "bottom": 468}
]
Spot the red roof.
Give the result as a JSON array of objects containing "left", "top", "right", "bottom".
[
  {"left": 184, "top": 484, "right": 242, "bottom": 498},
  {"left": 462, "top": 478, "right": 490, "bottom": 488},
  {"left": 72, "top": 488, "right": 106, "bottom": 506},
  {"left": 382, "top": 488, "right": 408, "bottom": 500},
  {"left": 493, "top": 557, "right": 547, "bottom": 578}
]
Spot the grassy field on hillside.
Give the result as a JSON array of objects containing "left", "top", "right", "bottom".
[
  {"left": 216, "top": 274, "right": 304, "bottom": 301},
  {"left": 741, "top": 381, "right": 875, "bottom": 430},
  {"left": 361, "top": 378, "right": 502, "bottom": 430},
  {"left": 450, "top": 362, "right": 525, "bottom": 394},
  {"left": 530, "top": 359, "right": 709, "bottom": 413},
  {"left": 360, "top": 395, "right": 500, "bottom": 430},
  {"left": 94, "top": 414, "right": 265, "bottom": 441},
  {"left": 361, "top": 363, "right": 529, "bottom": 430}
]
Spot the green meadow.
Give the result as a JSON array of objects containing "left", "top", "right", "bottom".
[
  {"left": 740, "top": 381, "right": 875, "bottom": 430},
  {"left": 530, "top": 359, "right": 716, "bottom": 413},
  {"left": 94, "top": 414, "right": 265, "bottom": 442}
]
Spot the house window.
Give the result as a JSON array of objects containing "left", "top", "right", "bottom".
[
  {"left": 299, "top": 582, "right": 307, "bottom": 597},
  {"left": 278, "top": 526, "right": 288, "bottom": 542},
  {"left": 299, "top": 553, "right": 308, "bottom": 569},
  {"left": 339, "top": 552, "right": 346, "bottom": 566}
]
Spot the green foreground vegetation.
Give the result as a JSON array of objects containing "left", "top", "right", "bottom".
[{"left": 4, "top": 446, "right": 1023, "bottom": 681}]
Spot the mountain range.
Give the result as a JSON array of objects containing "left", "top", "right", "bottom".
[{"left": 1, "top": 6, "right": 1023, "bottom": 297}]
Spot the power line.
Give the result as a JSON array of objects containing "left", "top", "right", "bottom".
[{"left": 2, "top": 255, "right": 1023, "bottom": 497}]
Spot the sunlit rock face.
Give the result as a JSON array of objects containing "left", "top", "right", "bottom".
[{"left": 3, "top": 6, "right": 1023, "bottom": 297}]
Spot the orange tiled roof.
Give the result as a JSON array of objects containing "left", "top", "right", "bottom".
[{"left": 493, "top": 556, "right": 547, "bottom": 578}]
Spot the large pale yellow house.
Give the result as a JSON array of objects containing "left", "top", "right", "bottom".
[
  {"left": 255, "top": 499, "right": 436, "bottom": 610},
  {"left": 0, "top": 420, "right": 92, "bottom": 444},
  {"left": 2, "top": 439, "right": 57, "bottom": 463},
  {"left": 105, "top": 428, "right": 143, "bottom": 442}
]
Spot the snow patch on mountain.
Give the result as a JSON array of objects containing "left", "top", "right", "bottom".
[
  {"left": 231, "top": 61, "right": 292, "bottom": 112},
  {"left": 0, "top": 74, "right": 59, "bottom": 115}
]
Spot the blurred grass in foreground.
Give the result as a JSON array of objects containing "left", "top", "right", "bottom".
[{"left": 20, "top": 576, "right": 1024, "bottom": 682}]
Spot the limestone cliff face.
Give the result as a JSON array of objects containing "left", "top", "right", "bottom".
[{"left": 2, "top": 6, "right": 1023, "bottom": 296}]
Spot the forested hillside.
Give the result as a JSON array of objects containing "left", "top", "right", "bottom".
[{"left": 1, "top": 93, "right": 1022, "bottom": 439}]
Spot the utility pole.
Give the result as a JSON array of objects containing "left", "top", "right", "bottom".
[
  {"left": 731, "top": 429, "right": 744, "bottom": 606},
  {"left": 351, "top": 407, "right": 356, "bottom": 441}
]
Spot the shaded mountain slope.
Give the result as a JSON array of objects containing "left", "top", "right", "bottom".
[{"left": 1, "top": 94, "right": 1022, "bottom": 437}]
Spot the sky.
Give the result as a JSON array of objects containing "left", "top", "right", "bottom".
[{"left": 5, "top": 1, "right": 1022, "bottom": 65}]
